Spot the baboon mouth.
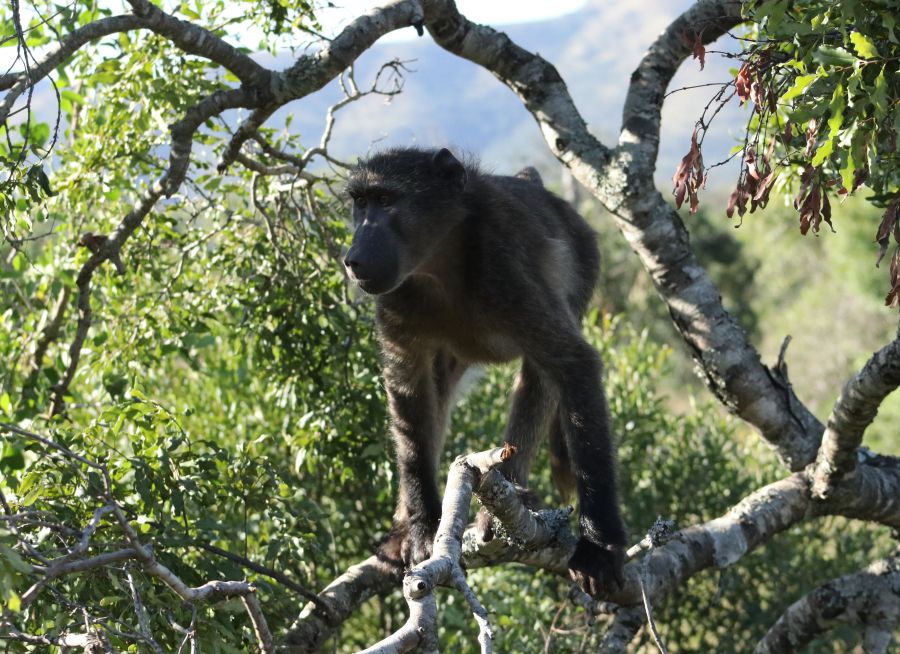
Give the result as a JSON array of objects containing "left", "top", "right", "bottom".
[{"left": 355, "top": 277, "right": 383, "bottom": 294}]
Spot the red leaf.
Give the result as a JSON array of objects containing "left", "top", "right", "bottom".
[
  {"left": 885, "top": 247, "right": 900, "bottom": 308},
  {"left": 853, "top": 163, "right": 869, "bottom": 192},
  {"left": 672, "top": 128, "right": 704, "bottom": 213},
  {"left": 793, "top": 166, "right": 815, "bottom": 210},
  {"left": 735, "top": 63, "right": 753, "bottom": 104},
  {"left": 727, "top": 182, "right": 748, "bottom": 219},
  {"left": 692, "top": 31, "right": 706, "bottom": 71},
  {"left": 753, "top": 172, "right": 776, "bottom": 203},
  {"left": 875, "top": 199, "right": 900, "bottom": 267},
  {"left": 799, "top": 186, "right": 822, "bottom": 235},
  {"left": 821, "top": 190, "right": 834, "bottom": 232},
  {"left": 781, "top": 121, "right": 793, "bottom": 148}
]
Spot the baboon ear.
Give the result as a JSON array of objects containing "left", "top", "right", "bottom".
[{"left": 432, "top": 148, "right": 467, "bottom": 189}]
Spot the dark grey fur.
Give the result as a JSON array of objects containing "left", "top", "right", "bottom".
[{"left": 344, "top": 147, "right": 626, "bottom": 596}]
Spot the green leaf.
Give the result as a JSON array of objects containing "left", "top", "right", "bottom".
[
  {"left": 883, "top": 13, "right": 898, "bottom": 43},
  {"left": 20, "top": 484, "right": 42, "bottom": 507},
  {"left": 811, "top": 138, "right": 834, "bottom": 167},
  {"left": 872, "top": 66, "right": 888, "bottom": 120},
  {"left": 180, "top": 3, "right": 201, "bottom": 19},
  {"left": 813, "top": 46, "right": 857, "bottom": 66},
  {"left": 781, "top": 73, "right": 818, "bottom": 102},
  {"left": 827, "top": 82, "right": 845, "bottom": 136},
  {"left": 60, "top": 89, "right": 87, "bottom": 105},
  {"left": 16, "top": 472, "right": 39, "bottom": 497},
  {"left": 0, "top": 443, "right": 24, "bottom": 471},
  {"left": 0, "top": 393, "right": 10, "bottom": 416},
  {"left": 3, "top": 591, "right": 21, "bottom": 612},
  {"left": 0, "top": 544, "right": 30, "bottom": 573},
  {"left": 849, "top": 31, "right": 880, "bottom": 59},
  {"left": 839, "top": 126, "right": 865, "bottom": 192}
]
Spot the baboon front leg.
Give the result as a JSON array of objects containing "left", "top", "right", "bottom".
[{"left": 378, "top": 347, "right": 466, "bottom": 575}]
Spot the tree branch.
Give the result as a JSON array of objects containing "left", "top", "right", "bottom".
[
  {"left": 218, "top": 0, "right": 425, "bottom": 170},
  {"left": 192, "top": 540, "right": 329, "bottom": 613},
  {"left": 813, "top": 453, "right": 900, "bottom": 529},
  {"left": 597, "top": 606, "right": 646, "bottom": 654},
  {"left": 21, "top": 549, "right": 140, "bottom": 609},
  {"left": 0, "top": 424, "right": 274, "bottom": 653},
  {"left": 125, "top": 0, "right": 272, "bottom": 88},
  {"left": 812, "top": 322, "right": 900, "bottom": 496},
  {"left": 289, "top": 456, "right": 814, "bottom": 652},
  {"left": 284, "top": 555, "right": 394, "bottom": 653},
  {"left": 0, "top": 15, "right": 143, "bottom": 114},
  {"left": 23, "top": 285, "right": 71, "bottom": 392},
  {"left": 755, "top": 554, "right": 900, "bottom": 654},
  {"left": 47, "top": 84, "right": 254, "bottom": 416}
]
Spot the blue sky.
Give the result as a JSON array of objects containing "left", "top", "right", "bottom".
[{"left": 317, "top": 0, "right": 587, "bottom": 39}]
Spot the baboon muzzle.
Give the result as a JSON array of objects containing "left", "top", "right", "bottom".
[{"left": 344, "top": 225, "right": 400, "bottom": 295}]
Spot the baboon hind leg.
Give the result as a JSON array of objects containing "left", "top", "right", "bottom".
[{"left": 477, "top": 360, "right": 558, "bottom": 540}]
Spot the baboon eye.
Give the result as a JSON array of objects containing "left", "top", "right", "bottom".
[
  {"left": 379, "top": 194, "right": 392, "bottom": 206},
  {"left": 354, "top": 196, "right": 367, "bottom": 208}
]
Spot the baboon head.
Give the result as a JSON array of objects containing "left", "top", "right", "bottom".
[{"left": 344, "top": 148, "right": 468, "bottom": 295}]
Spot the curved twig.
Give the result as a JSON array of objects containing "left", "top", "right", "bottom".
[{"left": 812, "top": 322, "right": 900, "bottom": 496}]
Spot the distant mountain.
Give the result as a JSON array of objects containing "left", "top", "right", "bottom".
[{"left": 263, "top": 0, "right": 747, "bottom": 190}]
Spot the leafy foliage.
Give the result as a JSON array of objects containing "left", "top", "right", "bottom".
[{"left": 679, "top": 0, "right": 900, "bottom": 305}]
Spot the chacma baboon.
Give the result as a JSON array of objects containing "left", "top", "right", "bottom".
[{"left": 344, "top": 147, "right": 626, "bottom": 596}]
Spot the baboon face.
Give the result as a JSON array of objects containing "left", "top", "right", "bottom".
[{"left": 344, "top": 148, "right": 468, "bottom": 295}]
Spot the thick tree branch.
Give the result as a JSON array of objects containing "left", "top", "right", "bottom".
[
  {"left": 609, "top": 474, "right": 810, "bottom": 607},
  {"left": 125, "top": 0, "right": 272, "bottom": 88},
  {"left": 812, "top": 323, "right": 900, "bottom": 495},
  {"left": 0, "top": 15, "right": 143, "bottom": 113},
  {"left": 597, "top": 606, "right": 646, "bottom": 654},
  {"left": 289, "top": 459, "right": 815, "bottom": 652},
  {"left": 284, "top": 555, "right": 393, "bottom": 653},
  {"left": 285, "top": 449, "right": 576, "bottom": 652},
  {"left": 0, "top": 7, "right": 268, "bottom": 123},
  {"left": 755, "top": 554, "right": 900, "bottom": 654}
]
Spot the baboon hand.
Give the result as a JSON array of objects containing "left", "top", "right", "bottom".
[{"left": 567, "top": 537, "right": 625, "bottom": 598}]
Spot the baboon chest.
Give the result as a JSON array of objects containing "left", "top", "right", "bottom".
[{"left": 380, "top": 285, "right": 521, "bottom": 364}]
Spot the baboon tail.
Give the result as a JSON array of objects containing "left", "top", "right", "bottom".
[
  {"left": 515, "top": 166, "right": 543, "bottom": 186},
  {"left": 549, "top": 410, "right": 576, "bottom": 501}
]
